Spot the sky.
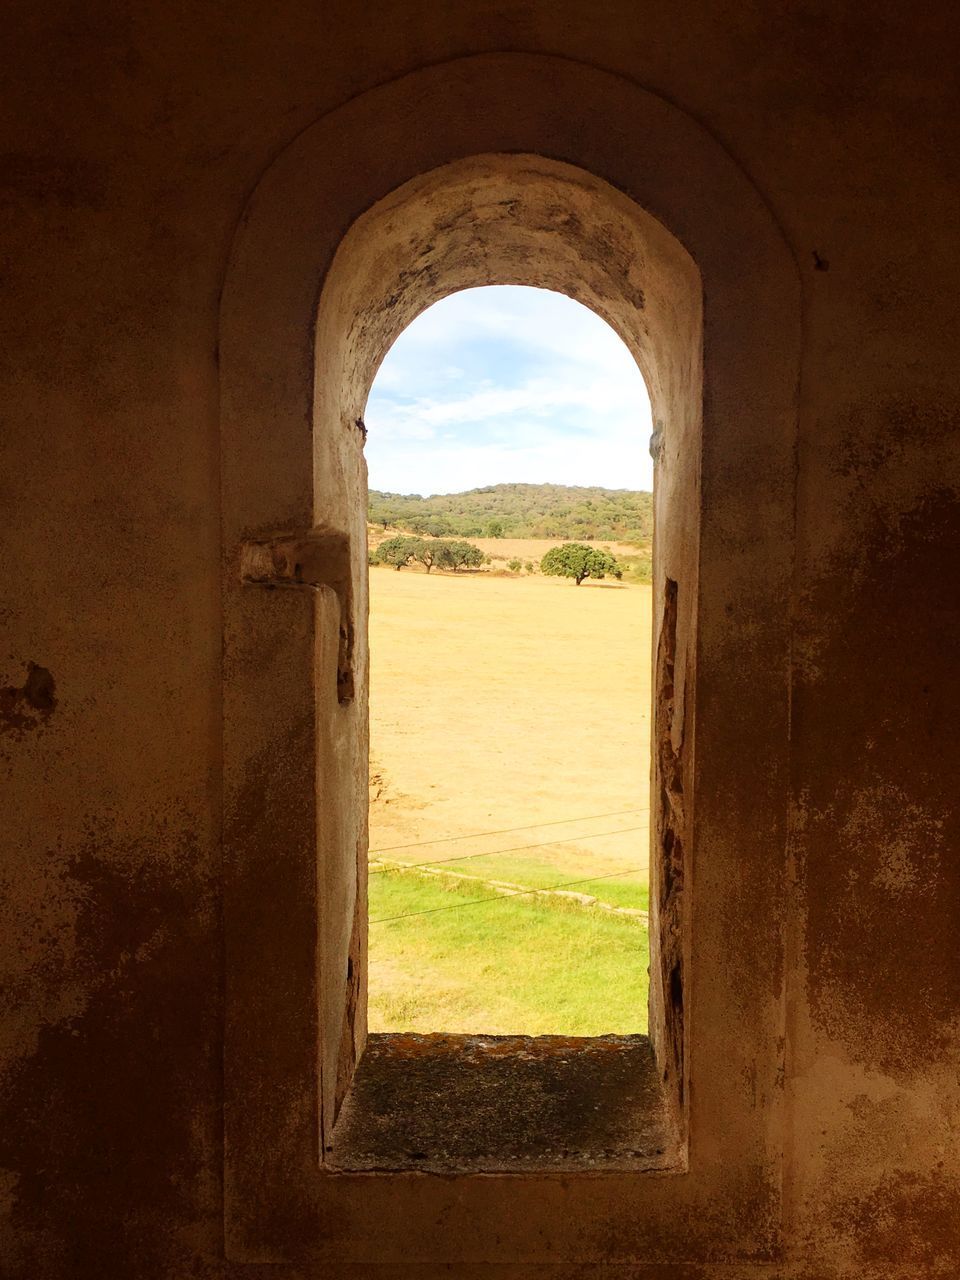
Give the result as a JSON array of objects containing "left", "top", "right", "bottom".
[{"left": 363, "top": 286, "right": 653, "bottom": 496}]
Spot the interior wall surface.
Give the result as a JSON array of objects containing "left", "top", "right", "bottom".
[
  {"left": 2, "top": 5, "right": 958, "bottom": 1279},
  {"left": 221, "top": 66, "right": 793, "bottom": 1266}
]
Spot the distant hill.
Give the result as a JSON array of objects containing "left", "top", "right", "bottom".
[{"left": 368, "top": 483, "right": 653, "bottom": 543}]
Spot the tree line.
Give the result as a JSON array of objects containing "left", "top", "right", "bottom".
[
  {"left": 369, "top": 482, "right": 653, "bottom": 543},
  {"left": 373, "top": 536, "right": 625, "bottom": 585},
  {"left": 374, "top": 535, "right": 486, "bottom": 572}
]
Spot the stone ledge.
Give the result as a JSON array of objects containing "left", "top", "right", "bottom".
[{"left": 327, "top": 1032, "right": 680, "bottom": 1174}]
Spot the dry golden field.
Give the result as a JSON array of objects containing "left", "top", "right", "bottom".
[
  {"left": 369, "top": 563, "right": 652, "bottom": 860},
  {"left": 367, "top": 558, "right": 654, "bottom": 1034}
]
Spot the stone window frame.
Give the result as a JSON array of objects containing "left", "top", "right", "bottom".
[{"left": 220, "top": 53, "right": 799, "bottom": 1268}]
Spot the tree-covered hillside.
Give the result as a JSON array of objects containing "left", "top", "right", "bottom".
[{"left": 368, "top": 483, "right": 653, "bottom": 542}]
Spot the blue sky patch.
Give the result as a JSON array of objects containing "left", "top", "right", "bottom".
[{"left": 364, "top": 286, "right": 653, "bottom": 496}]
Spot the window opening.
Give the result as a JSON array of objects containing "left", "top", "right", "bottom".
[
  {"left": 363, "top": 286, "right": 655, "bottom": 1039},
  {"left": 296, "top": 154, "right": 704, "bottom": 1172}
]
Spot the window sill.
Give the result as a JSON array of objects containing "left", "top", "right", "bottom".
[{"left": 327, "top": 1032, "right": 680, "bottom": 1174}]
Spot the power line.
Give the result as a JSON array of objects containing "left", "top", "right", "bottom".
[
  {"left": 369, "top": 824, "right": 648, "bottom": 874},
  {"left": 370, "top": 866, "right": 646, "bottom": 925},
  {"left": 369, "top": 806, "right": 649, "bottom": 855}
]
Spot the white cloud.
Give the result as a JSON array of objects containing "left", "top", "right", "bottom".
[{"left": 364, "top": 286, "right": 653, "bottom": 494}]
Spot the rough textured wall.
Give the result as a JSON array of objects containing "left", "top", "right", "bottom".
[{"left": 1, "top": 3, "right": 958, "bottom": 1278}]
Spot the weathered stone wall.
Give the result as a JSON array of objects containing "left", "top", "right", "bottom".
[{"left": 1, "top": 4, "right": 958, "bottom": 1277}]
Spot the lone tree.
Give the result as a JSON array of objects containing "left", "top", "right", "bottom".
[{"left": 540, "top": 542, "right": 623, "bottom": 586}]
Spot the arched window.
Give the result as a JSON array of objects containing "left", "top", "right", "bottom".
[{"left": 304, "top": 156, "right": 699, "bottom": 1166}]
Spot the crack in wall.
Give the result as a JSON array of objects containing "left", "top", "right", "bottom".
[{"left": 655, "top": 577, "right": 685, "bottom": 1113}]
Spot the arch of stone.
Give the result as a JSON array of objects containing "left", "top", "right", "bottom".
[{"left": 220, "top": 52, "right": 799, "bottom": 1269}]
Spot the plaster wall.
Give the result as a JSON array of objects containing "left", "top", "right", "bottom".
[{"left": 1, "top": 4, "right": 958, "bottom": 1278}]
